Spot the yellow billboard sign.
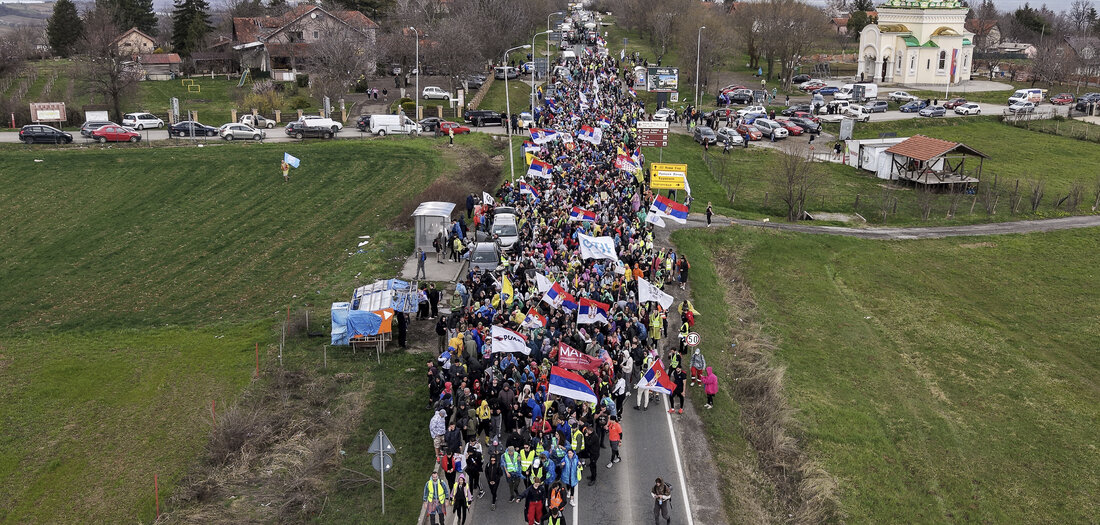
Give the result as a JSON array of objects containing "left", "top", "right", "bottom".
[{"left": 649, "top": 163, "right": 687, "bottom": 190}]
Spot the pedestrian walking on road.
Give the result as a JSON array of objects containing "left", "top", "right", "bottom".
[
  {"left": 415, "top": 248, "right": 427, "bottom": 279},
  {"left": 705, "top": 202, "right": 713, "bottom": 227},
  {"left": 503, "top": 446, "right": 524, "bottom": 502},
  {"left": 584, "top": 424, "right": 601, "bottom": 486},
  {"left": 651, "top": 477, "right": 673, "bottom": 525},
  {"left": 703, "top": 366, "right": 718, "bottom": 408},
  {"left": 690, "top": 348, "right": 706, "bottom": 387},
  {"left": 423, "top": 471, "right": 450, "bottom": 525},
  {"left": 605, "top": 416, "right": 622, "bottom": 468},
  {"left": 667, "top": 366, "right": 687, "bottom": 415},
  {"left": 450, "top": 472, "right": 473, "bottom": 525},
  {"left": 521, "top": 476, "right": 548, "bottom": 525},
  {"left": 486, "top": 455, "right": 504, "bottom": 510}
]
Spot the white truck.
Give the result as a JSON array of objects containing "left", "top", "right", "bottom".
[
  {"left": 1008, "top": 88, "right": 1047, "bottom": 105},
  {"left": 368, "top": 114, "right": 420, "bottom": 136},
  {"left": 834, "top": 83, "right": 879, "bottom": 102},
  {"left": 818, "top": 102, "right": 871, "bottom": 123}
]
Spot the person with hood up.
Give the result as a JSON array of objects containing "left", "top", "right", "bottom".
[
  {"left": 430, "top": 409, "right": 447, "bottom": 456},
  {"left": 703, "top": 366, "right": 718, "bottom": 409},
  {"left": 485, "top": 454, "right": 504, "bottom": 510},
  {"left": 450, "top": 472, "right": 473, "bottom": 525},
  {"left": 689, "top": 348, "right": 706, "bottom": 387}
]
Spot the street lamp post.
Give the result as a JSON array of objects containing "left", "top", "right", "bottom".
[
  {"left": 531, "top": 30, "right": 552, "bottom": 116},
  {"left": 547, "top": 11, "right": 565, "bottom": 63},
  {"left": 695, "top": 26, "right": 706, "bottom": 106},
  {"left": 504, "top": 44, "right": 532, "bottom": 183},
  {"left": 409, "top": 26, "right": 419, "bottom": 121}
]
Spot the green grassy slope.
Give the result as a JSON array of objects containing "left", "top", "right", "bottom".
[{"left": 674, "top": 226, "right": 1100, "bottom": 523}]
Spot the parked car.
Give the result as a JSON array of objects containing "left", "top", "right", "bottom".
[
  {"left": 357, "top": 115, "right": 372, "bottom": 131},
  {"left": 781, "top": 104, "right": 812, "bottom": 116},
  {"left": 516, "top": 112, "right": 536, "bottom": 128},
  {"left": 419, "top": 117, "right": 443, "bottom": 132},
  {"left": 91, "top": 125, "right": 140, "bottom": 143},
  {"left": 798, "top": 78, "right": 824, "bottom": 88},
  {"left": 787, "top": 116, "right": 821, "bottom": 134},
  {"left": 238, "top": 114, "right": 274, "bottom": 129},
  {"left": 168, "top": 121, "right": 219, "bottom": 137},
  {"left": 777, "top": 119, "right": 804, "bottom": 135},
  {"left": 693, "top": 125, "right": 718, "bottom": 145},
  {"left": 491, "top": 215, "right": 520, "bottom": 252},
  {"left": 653, "top": 108, "right": 675, "bottom": 121},
  {"left": 1008, "top": 101, "right": 1036, "bottom": 113},
  {"left": 736, "top": 123, "right": 762, "bottom": 141},
  {"left": 800, "top": 81, "right": 827, "bottom": 92},
  {"left": 494, "top": 66, "right": 519, "bottom": 80},
  {"left": 1050, "top": 93, "right": 1074, "bottom": 105},
  {"left": 865, "top": 100, "right": 889, "bottom": 113},
  {"left": 899, "top": 100, "right": 928, "bottom": 113},
  {"left": 219, "top": 123, "right": 264, "bottom": 140},
  {"left": 753, "top": 119, "right": 789, "bottom": 139},
  {"left": 285, "top": 121, "right": 335, "bottom": 139},
  {"left": 888, "top": 91, "right": 918, "bottom": 103},
  {"left": 736, "top": 105, "right": 767, "bottom": 117},
  {"left": 469, "top": 241, "right": 502, "bottom": 272},
  {"left": 740, "top": 112, "right": 767, "bottom": 124},
  {"left": 464, "top": 109, "right": 504, "bottom": 127},
  {"left": 791, "top": 74, "right": 811, "bottom": 84},
  {"left": 919, "top": 105, "right": 947, "bottom": 117},
  {"left": 300, "top": 115, "right": 342, "bottom": 132},
  {"left": 791, "top": 111, "right": 819, "bottom": 123},
  {"left": 715, "top": 126, "right": 745, "bottom": 145},
  {"left": 19, "top": 124, "right": 73, "bottom": 144},
  {"left": 80, "top": 121, "right": 117, "bottom": 137},
  {"left": 439, "top": 121, "right": 471, "bottom": 135},
  {"left": 1074, "top": 93, "right": 1100, "bottom": 111},
  {"left": 843, "top": 105, "right": 872, "bottom": 122},
  {"left": 814, "top": 86, "right": 840, "bottom": 96},
  {"left": 708, "top": 108, "right": 736, "bottom": 120},
  {"left": 121, "top": 112, "right": 164, "bottom": 130},
  {"left": 729, "top": 89, "right": 754, "bottom": 104},
  {"left": 422, "top": 86, "right": 452, "bottom": 100},
  {"left": 954, "top": 103, "right": 981, "bottom": 115},
  {"left": 719, "top": 84, "right": 747, "bottom": 95},
  {"left": 942, "top": 98, "right": 967, "bottom": 109}
]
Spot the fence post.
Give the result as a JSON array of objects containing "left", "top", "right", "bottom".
[
  {"left": 763, "top": 192, "right": 769, "bottom": 207},
  {"left": 854, "top": 193, "right": 861, "bottom": 210}
]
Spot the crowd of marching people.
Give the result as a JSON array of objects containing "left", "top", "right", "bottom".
[{"left": 421, "top": 18, "right": 718, "bottom": 525}]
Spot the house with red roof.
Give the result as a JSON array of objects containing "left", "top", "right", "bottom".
[{"left": 232, "top": 4, "right": 379, "bottom": 80}]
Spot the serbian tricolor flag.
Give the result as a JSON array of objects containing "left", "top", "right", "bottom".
[
  {"left": 548, "top": 365, "right": 598, "bottom": 403},
  {"left": 637, "top": 358, "right": 676, "bottom": 395},
  {"left": 569, "top": 207, "right": 596, "bottom": 222},
  {"left": 523, "top": 141, "right": 540, "bottom": 153},
  {"left": 530, "top": 128, "right": 559, "bottom": 144},
  {"left": 652, "top": 195, "right": 689, "bottom": 224},
  {"left": 628, "top": 87, "right": 637, "bottom": 97},
  {"left": 599, "top": 116, "right": 612, "bottom": 127},
  {"left": 518, "top": 180, "right": 541, "bottom": 201},
  {"left": 528, "top": 158, "right": 553, "bottom": 179},
  {"left": 577, "top": 298, "right": 610, "bottom": 324},
  {"left": 542, "top": 282, "right": 567, "bottom": 308},
  {"left": 576, "top": 125, "right": 602, "bottom": 145},
  {"left": 522, "top": 308, "right": 547, "bottom": 329}
]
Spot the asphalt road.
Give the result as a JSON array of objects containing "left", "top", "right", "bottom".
[
  {"left": 460, "top": 393, "right": 694, "bottom": 525},
  {"left": 691, "top": 214, "right": 1100, "bottom": 239}
]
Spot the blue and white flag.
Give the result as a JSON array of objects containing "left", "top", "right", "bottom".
[
  {"left": 578, "top": 233, "right": 618, "bottom": 261},
  {"left": 283, "top": 152, "right": 300, "bottom": 168}
]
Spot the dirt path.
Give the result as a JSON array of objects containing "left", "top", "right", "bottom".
[{"left": 677, "top": 213, "right": 1100, "bottom": 239}]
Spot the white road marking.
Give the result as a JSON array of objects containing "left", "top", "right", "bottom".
[
  {"left": 663, "top": 394, "right": 695, "bottom": 525},
  {"left": 573, "top": 480, "right": 580, "bottom": 524}
]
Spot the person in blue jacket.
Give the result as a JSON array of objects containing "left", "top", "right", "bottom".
[{"left": 560, "top": 448, "right": 581, "bottom": 506}]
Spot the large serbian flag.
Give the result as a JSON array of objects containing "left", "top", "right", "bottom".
[
  {"left": 636, "top": 358, "right": 676, "bottom": 394},
  {"left": 527, "top": 158, "right": 553, "bottom": 179},
  {"left": 548, "top": 365, "right": 598, "bottom": 403},
  {"left": 652, "top": 195, "right": 689, "bottom": 224},
  {"left": 522, "top": 308, "right": 547, "bottom": 329},
  {"left": 569, "top": 207, "right": 596, "bottom": 222},
  {"left": 530, "top": 128, "right": 559, "bottom": 144}
]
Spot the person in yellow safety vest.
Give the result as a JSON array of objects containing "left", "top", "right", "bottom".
[
  {"left": 502, "top": 446, "right": 524, "bottom": 502},
  {"left": 528, "top": 457, "right": 546, "bottom": 486},
  {"left": 669, "top": 346, "right": 682, "bottom": 371},
  {"left": 519, "top": 443, "right": 537, "bottom": 477},
  {"left": 423, "top": 471, "right": 451, "bottom": 525},
  {"left": 677, "top": 322, "right": 690, "bottom": 355},
  {"left": 546, "top": 510, "right": 566, "bottom": 525},
  {"left": 649, "top": 310, "right": 663, "bottom": 345},
  {"left": 570, "top": 426, "right": 585, "bottom": 455}
]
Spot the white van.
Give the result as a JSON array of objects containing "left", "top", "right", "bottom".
[
  {"left": 369, "top": 114, "right": 420, "bottom": 136},
  {"left": 835, "top": 83, "right": 878, "bottom": 102},
  {"left": 561, "top": 50, "right": 577, "bottom": 61},
  {"left": 1008, "top": 88, "right": 1046, "bottom": 105}
]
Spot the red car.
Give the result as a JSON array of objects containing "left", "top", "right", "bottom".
[
  {"left": 1051, "top": 93, "right": 1074, "bottom": 105},
  {"left": 791, "top": 111, "right": 820, "bottom": 123},
  {"left": 720, "top": 84, "right": 747, "bottom": 95},
  {"left": 736, "top": 123, "right": 763, "bottom": 141},
  {"left": 439, "top": 121, "right": 471, "bottom": 135},
  {"left": 778, "top": 119, "right": 804, "bottom": 135},
  {"left": 800, "top": 81, "right": 827, "bottom": 92},
  {"left": 91, "top": 125, "right": 141, "bottom": 143},
  {"left": 942, "top": 98, "right": 967, "bottom": 109}
]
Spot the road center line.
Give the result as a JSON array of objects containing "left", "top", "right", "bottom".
[{"left": 663, "top": 394, "right": 695, "bottom": 525}]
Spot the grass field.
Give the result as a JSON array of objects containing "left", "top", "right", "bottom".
[
  {"left": 0, "top": 136, "right": 486, "bottom": 523},
  {"left": 673, "top": 226, "right": 1100, "bottom": 523}
]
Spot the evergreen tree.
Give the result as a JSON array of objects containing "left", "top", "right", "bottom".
[
  {"left": 47, "top": 0, "right": 84, "bottom": 58},
  {"left": 96, "top": 0, "right": 157, "bottom": 36},
  {"left": 171, "top": 0, "right": 213, "bottom": 57}
]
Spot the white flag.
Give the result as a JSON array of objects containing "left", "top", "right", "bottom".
[
  {"left": 490, "top": 325, "right": 530, "bottom": 355},
  {"left": 646, "top": 206, "right": 666, "bottom": 228},
  {"left": 482, "top": 191, "right": 495, "bottom": 206},
  {"left": 578, "top": 233, "right": 618, "bottom": 261},
  {"left": 637, "top": 277, "right": 674, "bottom": 310},
  {"left": 535, "top": 272, "right": 553, "bottom": 293}
]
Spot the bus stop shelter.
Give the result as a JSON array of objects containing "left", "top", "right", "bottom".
[{"left": 411, "top": 201, "right": 455, "bottom": 252}]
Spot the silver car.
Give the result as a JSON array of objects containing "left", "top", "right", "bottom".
[
  {"left": 715, "top": 126, "right": 745, "bottom": 146},
  {"left": 469, "top": 242, "right": 501, "bottom": 273},
  {"left": 753, "top": 119, "right": 789, "bottom": 139},
  {"left": 491, "top": 215, "right": 520, "bottom": 253}
]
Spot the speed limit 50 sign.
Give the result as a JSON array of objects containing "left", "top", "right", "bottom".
[{"left": 685, "top": 332, "right": 701, "bottom": 347}]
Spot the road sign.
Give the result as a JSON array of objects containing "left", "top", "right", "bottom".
[
  {"left": 371, "top": 454, "right": 394, "bottom": 472},
  {"left": 650, "top": 162, "right": 687, "bottom": 189},
  {"left": 686, "top": 332, "right": 701, "bottom": 347},
  {"left": 534, "top": 57, "right": 550, "bottom": 76},
  {"left": 369, "top": 429, "right": 396, "bottom": 455},
  {"left": 638, "top": 121, "right": 669, "bottom": 147},
  {"left": 637, "top": 121, "right": 668, "bottom": 129}
]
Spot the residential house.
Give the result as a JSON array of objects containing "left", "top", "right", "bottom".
[
  {"left": 1064, "top": 36, "right": 1100, "bottom": 80},
  {"left": 114, "top": 27, "right": 156, "bottom": 57},
  {"left": 964, "top": 19, "right": 1000, "bottom": 50},
  {"left": 192, "top": 36, "right": 236, "bottom": 74},
  {"left": 232, "top": 4, "right": 378, "bottom": 81},
  {"left": 831, "top": 12, "right": 878, "bottom": 35}
]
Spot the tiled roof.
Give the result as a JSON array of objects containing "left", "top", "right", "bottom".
[
  {"left": 233, "top": 5, "right": 378, "bottom": 44},
  {"left": 137, "top": 53, "right": 181, "bottom": 65},
  {"left": 886, "top": 135, "right": 987, "bottom": 161}
]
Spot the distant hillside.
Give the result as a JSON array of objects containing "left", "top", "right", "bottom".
[{"left": 0, "top": 1, "right": 51, "bottom": 35}]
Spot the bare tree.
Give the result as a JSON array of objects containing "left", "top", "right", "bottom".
[
  {"left": 424, "top": 8, "right": 483, "bottom": 92},
  {"left": 771, "top": 144, "right": 823, "bottom": 222},
  {"left": 916, "top": 186, "right": 937, "bottom": 220},
  {"left": 1029, "top": 179, "right": 1045, "bottom": 212},
  {"left": 1068, "top": 0, "right": 1094, "bottom": 34},
  {"left": 1030, "top": 40, "right": 1072, "bottom": 88},
  {"left": 309, "top": 22, "right": 377, "bottom": 103},
  {"left": 79, "top": 7, "right": 140, "bottom": 123}
]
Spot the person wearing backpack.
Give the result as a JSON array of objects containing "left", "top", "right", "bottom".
[{"left": 651, "top": 477, "right": 673, "bottom": 525}]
